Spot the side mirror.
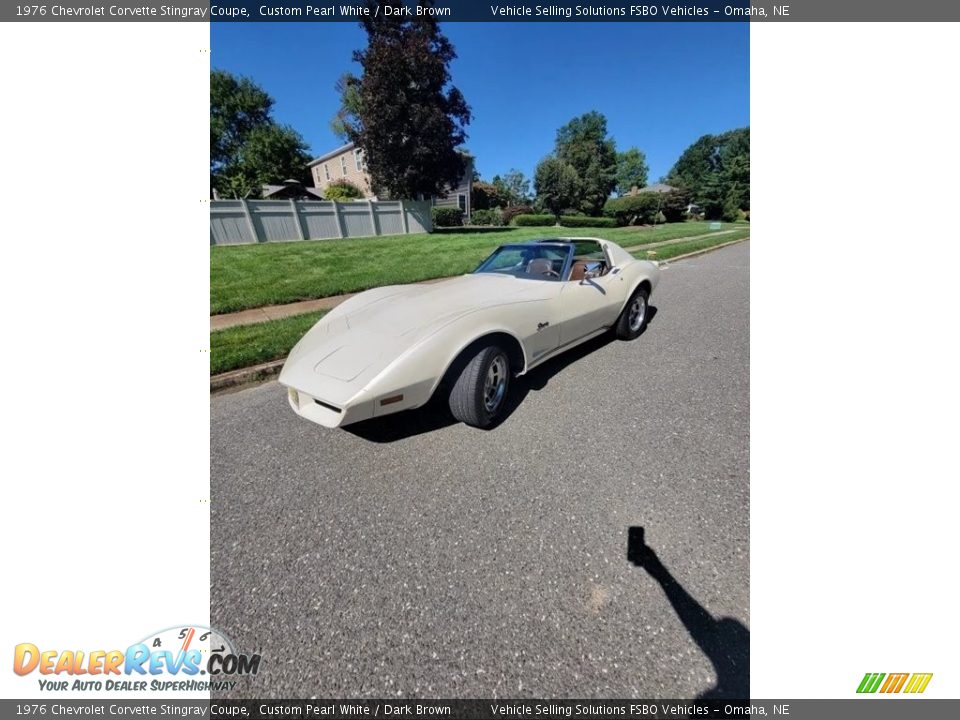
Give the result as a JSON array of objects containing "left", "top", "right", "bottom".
[{"left": 579, "top": 261, "right": 602, "bottom": 283}]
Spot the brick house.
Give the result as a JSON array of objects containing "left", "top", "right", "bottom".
[{"left": 307, "top": 141, "right": 473, "bottom": 220}]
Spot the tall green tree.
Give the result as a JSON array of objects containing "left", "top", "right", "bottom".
[
  {"left": 615, "top": 147, "right": 649, "bottom": 196},
  {"left": 492, "top": 169, "right": 531, "bottom": 206},
  {"left": 667, "top": 127, "right": 750, "bottom": 219},
  {"left": 330, "top": 72, "right": 363, "bottom": 140},
  {"left": 211, "top": 69, "right": 272, "bottom": 170},
  {"left": 534, "top": 156, "right": 580, "bottom": 219},
  {"left": 554, "top": 111, "right": 618, "bottom": 215},
  {"left": 219, "top": 124, "right": 312, "bottom": 199},
  {"left": 337, "top": 1, "right": 471, "bottom": 199},
  {"left": 210, "top": 70, "right": 311, "bottom": 197}
]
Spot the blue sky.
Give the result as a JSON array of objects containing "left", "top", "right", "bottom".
[{"left": 211, "top": 22, "right": 749, "bottom": 183}]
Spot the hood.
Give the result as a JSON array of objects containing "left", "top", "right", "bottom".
[
  {"left": 279, "top": 274, "right": 549, "bottom": 404},
  {"left": 337, "top": 273, "right": 548, "bottom": 337}
]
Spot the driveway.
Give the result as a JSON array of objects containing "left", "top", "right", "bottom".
[{"left": 211, "top": 241, "right": 750, "bottom": 699}]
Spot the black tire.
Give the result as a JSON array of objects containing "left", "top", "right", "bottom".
[
  {"left": 448, "top": 345, "right": 511, "bottom": 428},
  {"left": 615, "top": 286, "right": 650, "bottom": 340}
]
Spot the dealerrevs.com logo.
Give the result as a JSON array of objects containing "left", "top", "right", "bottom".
[
  {"left": 13, "top": 625, "right": 261, "bottom": 693},
  {"left": 857, "top": 672, "right": 933, "bottom": 694}
]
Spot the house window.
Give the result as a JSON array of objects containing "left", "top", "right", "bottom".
[
  {"left": 354, "top": 148, "right": 364, "bottom": 172},
  {"left": 324, "top": 164, "right": 330, "bottom": 181},
  {"left": 341, "top": 156, "right": 348, "bottom": 176},
  {"left": 457, "top": 194, "right": 466, "bottom": 212}
]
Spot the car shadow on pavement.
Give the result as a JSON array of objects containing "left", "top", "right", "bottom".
[
  {"left": 345, "top": 306, "right": 657, "bottom": 443},
  {"left": 627, "top": 526, "right": 749, "bottom": 700}
]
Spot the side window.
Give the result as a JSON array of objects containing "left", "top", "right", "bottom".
[
  {"left": 571, "top": 240, "right": 604, "bottom": 258},
  {"left": 340, "top": 156, "right": 348, "bottom": 176},
  {"left": 323, "top": 164, "right": 330, "bottom": 181},
  {"left": 457, "top": 194, "right": 466, "bottom": 212}
]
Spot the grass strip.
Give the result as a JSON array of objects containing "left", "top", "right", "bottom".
[
  {"left": 211, "top": 221, "right": 743, "bottom": 314},
  {"left": 210, "top": 233, "right": 748, "bottom": 376},
  {"left": 210, "top": 310, "right": 327, "bottom": 376}
]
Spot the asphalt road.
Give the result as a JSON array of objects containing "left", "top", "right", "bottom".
[{"left": 211, "top": 240, "right": 750, "bottom": 699}]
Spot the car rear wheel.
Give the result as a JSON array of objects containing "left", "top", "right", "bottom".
[
  {"left": 448, "top": 345, "right": 511, "bottom": 428},
  {"left": 616, "top": 286, "right": 650, "bottom": 340}
]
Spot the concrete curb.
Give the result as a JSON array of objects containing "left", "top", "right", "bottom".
[
  {"left": 210, "top": 358, "right": 286, "bottom": 395},
  {"left": 209, "top": 237, "right": 749, "bottom": 394}
]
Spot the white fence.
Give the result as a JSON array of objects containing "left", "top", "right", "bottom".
[{"left": 210, "top": 199, "right": 432, "bottom": 245}]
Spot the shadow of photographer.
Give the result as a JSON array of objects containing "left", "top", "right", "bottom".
[{"left": 628, "top": 526, "right": 749, "bottom": 700}]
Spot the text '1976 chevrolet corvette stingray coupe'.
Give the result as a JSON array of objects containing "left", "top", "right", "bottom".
[{"left": 279, "top": 237, "right": 659, "bottom": 429}]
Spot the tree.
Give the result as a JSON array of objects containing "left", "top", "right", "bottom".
[
  {"left": 337, "top": 1, "right": 471, "bottom": 199},
  {"left": 211, "top": 69, "right": 272, "bottom": 170},
  {"left": 554, "top": 111, "right": 618, "bottom": 215},
  {"left": 471, "top": 181, "right": 508, "bottom": 210},
  {"left": 615, "top": 147, "right": 649, "bottom": 196},
  {"left": 534, "top": 156, "right": 580, "bottom": 220},
  {"left": 492, "top": 169, "right": 531, "bottom": 206},
  {"left": 666, "top": 127, "right": 750, "bottom": 218},
  {"left": 216, "top": 124, "right": 311, "bottom": 199},
  {"left": 210, "top": 70, "right": 311, "bottom": 198},
  {"left": 330, "top": 73, "right": 363, "bottom": 140}
]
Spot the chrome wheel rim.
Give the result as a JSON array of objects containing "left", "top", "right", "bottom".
[
  {"left": 628, "top": 295, "right": 647, "bottom": 332},
  {"left": 483, "top": 354, "right": 508, "bottom": 413}
]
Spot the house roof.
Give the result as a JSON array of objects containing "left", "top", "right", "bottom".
[
  {"left": 262, "top": 184, "right": 325, "bottom": 199},
  {"left": 307, "top": 142, "right": 356, "bottom": 167},
  {"left": 636, "top": 183, "right": 677, "bottom": 194}
]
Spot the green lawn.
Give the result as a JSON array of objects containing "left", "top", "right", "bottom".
[
  {"left": 209, "top": 230, "right": 749, "bottom": 375},
  {"left": 210, "top": 310, "right": 327, "bottom": 376},
  {"left": 211, "top": 221, "right": 741, "bottom": 314}
]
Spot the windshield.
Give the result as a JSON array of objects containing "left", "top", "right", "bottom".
[{"left": 474, "top": 244, "right": 572, "bottom": 281}]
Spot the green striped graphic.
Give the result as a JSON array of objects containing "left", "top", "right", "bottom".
[{"left": 856, "top": 672, "right": 886, "bottom": 693}]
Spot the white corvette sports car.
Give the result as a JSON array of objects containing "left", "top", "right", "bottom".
[{"left": 279, "top": 237, "right": 659, "bottom": 429}]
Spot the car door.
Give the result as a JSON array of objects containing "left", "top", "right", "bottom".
[{"left": 558, "top": 268, "right": 627, "bottom": 345}]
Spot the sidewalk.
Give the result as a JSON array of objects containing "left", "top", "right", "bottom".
[{"left": 210, "top": 229, "right": 742, "bottom": 333}]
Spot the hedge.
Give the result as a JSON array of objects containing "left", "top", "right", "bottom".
[
  {"left": 603, "top": 194, "right": 661, "bottom": 225},
  {"left": 559, "top": 215, "right": 617, "bottom": 228},
  {"left": 512, "top": 214, "right": 557, "bottom": 227},
  {"left": 501, "top": 205, "right": 534, "bottom": 226},
  {"left": 470, "top": 208, "right": 503, "bottom": 226},
  {"left": 432, "top": 206, "right": 464, "bottom": 227},
  {"left": 603, "top": 189, "right": 692, "bottom": 226}
]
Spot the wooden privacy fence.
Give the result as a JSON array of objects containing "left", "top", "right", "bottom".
[{"left": 210, "top": 199, "right": 433, "bottom": 245}]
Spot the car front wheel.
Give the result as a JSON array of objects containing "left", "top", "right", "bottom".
[
  {"left": 616, "top": 286, "right": 650, "bottom": 340},
  {"left": 448, "top": 345, "right": 510, "bottom": 428}
]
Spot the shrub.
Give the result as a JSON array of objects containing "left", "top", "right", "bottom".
[
  {"left": 722, "top": 194, "right": 741, "bottom": 223},
  {"left": 559, "top": 215, "right": 617, "bottom": 228},
  {"left": 501, "top": 204, "right": 534, "bottom": 226},
  {"left": 660, "top": 188, "right": 692, "bottom": 223},
  {"left": 470, "top": 208, "right": 503, "bottom": 226},
  {"left": 323, "top": 180, "right": 364, "bottom": 201},
  {"left": 432, "top": 206, "right": 464, "bottom": 227},
  {"left": 603, "top": 194, "right": 661, "bottom": 225},
  {"left": 512, "top": 214, "right": 557, "bottom": 227}
]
